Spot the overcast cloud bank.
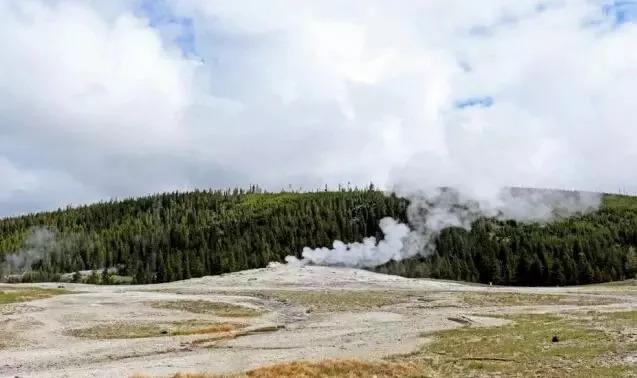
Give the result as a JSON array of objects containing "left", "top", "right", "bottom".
[{"left": 1, "top": 1, "right": 636, "bottom": 216}]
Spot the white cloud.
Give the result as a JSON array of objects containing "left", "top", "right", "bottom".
[
  {"left": 1, "top": 0, "right": 637, "bottom": 216},
  {"left": 0, "top": 0, "right": 197, "bottom": 148},
  {"left": 0, "top": 157, "right": 38, "bottom": 201},
  {"left": 0, "top": 155, "right": 98, "bottom": 215}
]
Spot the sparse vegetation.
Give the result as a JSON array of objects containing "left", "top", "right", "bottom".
[
  {"left": 583, "top": 279, "right": 637, "bottom": 293},
  {"left": 459, "top": 292, "right": 617, "bottom": 306},
  {"left": 66, "top": 320, "right": 243, "bottom": 339},
  {"left": 260, "top": 290, "right": 414, "bottom": 312},
  {"left": 0, "top": 286, "right": 69, "bottom": 304},
  {"left": 185, "top": 325, "right": 285, "bottom": 349},
  {"left": 166, "top": 359, "right": 417, "bottom": 378},
  {"left": 0, "top": 330, "right": 16, "bottom": 350},
  {"left": 234, "top": 360, "right": 417, "bottom": 378},
  {"left": 150, "top": 300, "right": 262, "bottom": 317},
  {"left": 185, "top": 310, "right": 635, "bottom": 377},
  {"left": 4, "top": 266, "right": 634, "bottom": 377},
  {"left": 394, "top": 311, "right": 637, "bottom": 377},
  {"left": 595, "top": 279, "right": 637, "bottom": 287}
]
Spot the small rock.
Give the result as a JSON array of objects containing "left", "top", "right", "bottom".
[
  {"left": 160, "top": 330, "right": 168, "bottom": 335},
  {"left": 552, "top": 335, "right": 559, "bottom": 343}
]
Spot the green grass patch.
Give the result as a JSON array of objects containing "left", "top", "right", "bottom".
[
  {"left": 595, "top": 279, "right": 637, "bottom": 287},
  {"left": 460, "top": 292, "right": 616, "bottom": 307},
  {"left": 601, "top": 310, "right": 637, "bottom": 322},
  {"left": 66, "top": 320, "right": 244, "bottom": 339},
  {"left": 584, "top": 280, "right": 637, "bottom": 293},
  {"left": 150, "top": 300, "right": 262, "bottom": 317},
  {"left": 397, "top": 311, "right": 637, "bottom": 377},
  {"left": 0, "top": 286, "right": 70, "bottom": 305}
]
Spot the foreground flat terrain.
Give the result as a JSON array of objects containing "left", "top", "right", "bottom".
[{"left": 1, "top": 265, "right": 635, "bottom": 378}]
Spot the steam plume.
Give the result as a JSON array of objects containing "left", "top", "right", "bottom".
[
  {"left": 1, "top": 227, "right": 56, "bottom": 274},
  {"left": 289, "top": 217, "right": 410, "bottom": 268},
  {"left": 287, "top": 187, "right": 601, "bottom": 268}
]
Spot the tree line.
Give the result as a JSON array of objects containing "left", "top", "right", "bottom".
[
  {"left": 0, "top": 187, "right": 635, "bottom": 285},
  {"left": 0, "top": 187, "right": 406, "bottom": 284}
]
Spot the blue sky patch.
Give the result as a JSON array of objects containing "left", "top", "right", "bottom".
[
  {"left": 137, "top": 0, "right": 198, "bottom": 57},
  {"left": 455, "top": 96, "right": 494, "bottom": 109},
  {"left": 603, "top": 0, "right": 637, "bottom": 25}
]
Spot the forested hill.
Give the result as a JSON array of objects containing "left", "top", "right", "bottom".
[
  {"left": 0, "top": 188, "right": 407, "bottom": 283},
  {"left": 377, "top": 194, "right": 637, "bottom": 285},
  {"left": 0, "top": 188, "right": 636, "bottom": 286}
]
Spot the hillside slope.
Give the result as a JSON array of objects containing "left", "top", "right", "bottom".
[
  {"left": 1, "top": 189, "right": 636, "bottom": 285},
  {"left": 0, "top": 188, "right": 407, "bottom": 283}
]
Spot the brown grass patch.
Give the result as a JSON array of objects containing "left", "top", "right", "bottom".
[
  {"left": 260, "top": 290, "right": 415, "bottom": 312},
  {"left": 0, "top": 286, "right": 70, "bottom": 304},
  {"left": 188, "top": 325, "right": 286, "bottom": 348},
  {"left": 67, "top": 320, "right": 244, "bottom": 339},
  {"left": 168, "top": 359, "right": 417, "bottom": 378},
  {"left": 188, "top": 323, "right": 237, "bottom": 335},
  {"left": 150, "top": 300, "right": 262, "bottom": 317},
  {"left": 235, "top": 359, "right": 417, "bottom": 378}
]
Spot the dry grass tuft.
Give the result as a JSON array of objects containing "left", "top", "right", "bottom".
[
  {"left": 235, "top": 359, "right": 417, "bottom": 378},
  {"left": 187, "top": 323, "right": 237, "bottom": 335},
  {"left": 168, "top": 359, "right": 417, "bottom": 378}
]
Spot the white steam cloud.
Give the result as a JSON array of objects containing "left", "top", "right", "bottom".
[
  {"left": 288, "top": 217, "right": 410, "bottom": 268},
  {"left": 1, "top": 228, "right": 57, "bottom": 275},
  {"left": 287, "top": 187, "right": 601, "bottom": 268}
]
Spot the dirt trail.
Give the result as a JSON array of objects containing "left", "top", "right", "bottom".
[{"left": 1, "top": 265, "right": 635, "bottom": 378}]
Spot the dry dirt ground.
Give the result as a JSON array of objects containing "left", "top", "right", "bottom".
[{"left": 0, "top": 264, "right": 635, "bottom": 378}]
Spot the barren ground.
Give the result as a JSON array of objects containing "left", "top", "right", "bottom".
[{"left": 1, "top": 264, "right": 635, "bottom": 377}]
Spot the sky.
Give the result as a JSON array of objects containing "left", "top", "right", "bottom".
[{"left": 1, "top": 0, "right": 637, "bottom": 217}]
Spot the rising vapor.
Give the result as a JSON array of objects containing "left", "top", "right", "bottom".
[
  {"left": 1, "top": 228, "right": 57, "bottom": 274},
  {"left": 287, "top": 187, "right": 601, "bottom": 268},
  {"left": 287, "top": 217, "right": 410, "bottom": 268}
]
